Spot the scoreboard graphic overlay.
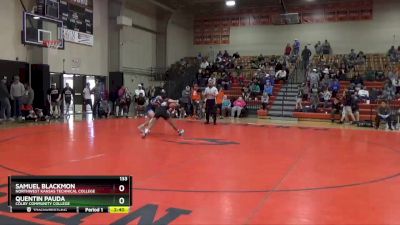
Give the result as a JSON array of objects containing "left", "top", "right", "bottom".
[{"left": 8, "top": 176, "right": 132, "bottom": 213}]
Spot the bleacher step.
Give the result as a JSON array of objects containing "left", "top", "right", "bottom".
[{"left": 268, "top": 111, "right": 294, "bottom": 117}]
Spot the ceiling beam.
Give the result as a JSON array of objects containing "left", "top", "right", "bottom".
[{"left": 146, "top": 0, "right": 175, "bottom": 13}]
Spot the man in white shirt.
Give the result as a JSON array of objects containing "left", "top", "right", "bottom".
[
  {"left": 204, "top": 81, "right": 218, "bottom": 125},
  {"left": 200, "top": 59, "right": 209, "bottom": 70},
  {"left": 135, "top": 84, "right": 145, "bottom": 97},
  {"left": 358, "top": 86, "right": 370, "bottom": 100},
  {"left": 83, "top": 83, "right": 92, "bottom": 113}
]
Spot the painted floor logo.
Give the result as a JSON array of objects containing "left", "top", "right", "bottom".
[{"left": 164, "top": 138, "right": 240, "bottom": 146}]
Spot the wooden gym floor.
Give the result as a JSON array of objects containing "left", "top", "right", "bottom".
[{"left": 0, "top": 118, "right": 400, "bottom": 225}]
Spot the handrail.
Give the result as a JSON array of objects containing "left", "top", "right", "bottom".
[{"left": 280, "top": 61, "right": 298, "bottom": 117}]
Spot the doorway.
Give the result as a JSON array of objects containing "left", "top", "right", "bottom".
[
  {"left": 85, "top": 76, "right": 96, "bottom": 112},
  {"left": 63, "top": 74, "right": 74, "bottom": 114}
]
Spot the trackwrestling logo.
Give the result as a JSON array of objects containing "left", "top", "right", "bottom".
[{"left": 164, "top": 138, "right": 239, "bottom": 145}]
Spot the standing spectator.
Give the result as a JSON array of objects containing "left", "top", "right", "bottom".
[
  {"left": 293, "top": 39, "right": 301, "bottom": 56},
  {"left": 10, "top": 76, "right": 25, "bottom": 119},
  {"left": 118, "top": 86, "right": 131, "bottom": 118},
  {"left": 204, "top": 81, "right": 218, "bottom": 125},
  {"left": 310, "top": 84, "right": 319, "bottom": 112},
  {"left": 340, "top": 91, "right": 356, "bottom": 124},
  {"left": 231, "top": 97, "right": 246, "bottom": 118},
  {"left": 180, "top": 86, "right": 191, "bottom": 116},
  {"left": 301, "top": 46, "right": 312, "bottom": 70},
  {"left": 315, "top": 41, "right": 322, "bottom": 56},
  {"left": 83, "top": 83, "right": 93, "bottom": 113},
  {"left": 191, "top": 84, "right": 201, "bottom": 118},
  {"left": 62, "top": 83, "right": 74, "bottom": 115},
  {"left": 388, "top": 46, "right": 398, "bottom": 62},
  {"left": 216, "top": 87, "right": 225, "bottom": 119},
  {"left": 91, "top": 80, "right": 102, "bottom": 118},
  {"left": 330, "top": 97, "right": 343, "bottom": 123},
  {"left": 0, "top": 76, "right": 11, "bottom": 121},
  {"left": 47, "top": 83, "right": 61, "bottom": 118},
  {"left": 348, "top": 49, "right": 357, "bottom": 61},
  {"left": 21, "top": 83, "right": 34, "bottom": 111},
  {"left": 284, "top": 43, "right": 292, "bottom": 56},
  {"left": 375, "top": 101, "right": 393, "bottom": 130},
  {"left": 135, "top": 93, "right": 146, "bottom": 117},
  {"left": 322, "top": 40, "right": 332, "bottom": 55},
  {"left": 351, "top": 95, "right": 360, "bottom": 123},
  {"left": 147, "top": 85, "right": 156, "bottom": 99}
]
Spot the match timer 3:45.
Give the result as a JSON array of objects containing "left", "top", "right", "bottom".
[{"left": 8, "top": 176, "right": 132, "bottom": 213}]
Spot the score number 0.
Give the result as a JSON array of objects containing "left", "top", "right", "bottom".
[{"left": 118, "top": 177, "right": 128, "bottom": 205}]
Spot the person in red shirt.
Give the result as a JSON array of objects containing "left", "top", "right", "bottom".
[{"left": 284, "top": 43, "right": 292, "bottom": 56}]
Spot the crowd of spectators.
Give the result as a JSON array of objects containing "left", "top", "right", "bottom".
[{"left": 297, "top": 45, "right": 400, "bottom": 129}]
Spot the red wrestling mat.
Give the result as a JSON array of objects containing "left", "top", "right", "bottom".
[{"left": 1, "top": 119, "right": 400, "bottom": 224}]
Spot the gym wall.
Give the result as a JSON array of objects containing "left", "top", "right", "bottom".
[
  {"left": 166, "top": 12, "right": 194, "bottom": 66},
  {"left": 0, "top": 0, "right": 109, "bottom": 76},
  {"left": 193, "top": 0, "right": 400, "bottom": 56}
]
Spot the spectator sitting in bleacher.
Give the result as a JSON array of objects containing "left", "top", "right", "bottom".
[
  {"left": 320, "top": 74, "right": 332, "bottom": 91},
  {"left": 221, "top": 73, "right": 232, "bottom": 90},
  {"left": 263, "top": 81, "right": 273, "bottom": 96},
  {"left": 221, "top": 95, "right": 231, "bottom": 117},
  {"left": 249, "top": 82, "right": 260, "bottom": 99},
  {"left": 276, "top": 69, "right": 287, "bottom": 81},
  {"left": 381, "top": 79, "right": 396, "bottom": 101},
  {"left": 223, "top": 50, "right": 230, "bottom": 58},
  {"left": 200, "top": 58, "right": 210, "bottom": 70},
  {"left": 375, "top": 100, "right": 393, "bottom": 130},
  {"left": 231, "top": 97, "right": 246, "bottom": 118},
  {"left": 261, "top": 92, "right": 269, "bottom": 110},
  {"left": 351, "top": 73, "right": 364, "bottom": 86},
  {"left": 322, "top": 40, "right": 332, "bottom": 55},
  {"left": 330, "top": 78, "right": 341, "bottom": 97},
  {"left": 358, "top": 86, "right": 370, "bottom": 101},
  {"left": 233, "top": 52, "right": 240, "bottom": 59},
  {"left": 321, "top": 88, "right": 332, "bottom": 110},
  {"left": 242, "top": 85, "right": 251, "bottom": 101},
  {"left": 216, "top": 51, "right": 223, "bottom": 58}
]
